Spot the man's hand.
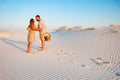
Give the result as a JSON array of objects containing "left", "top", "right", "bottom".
[
  {"left": 38, "top": 28, "right": 41, "bottom": 31},
  {"left": 35, "top": 28, "right": 41, "bottom": 31}
]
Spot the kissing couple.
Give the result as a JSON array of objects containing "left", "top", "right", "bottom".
[{"left": 27, "top": 15, "right": 51, "bottom": 53}]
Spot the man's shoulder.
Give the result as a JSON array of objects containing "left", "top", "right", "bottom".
[
  {"left": 41, "top": 19, "right": 45, "bottom": 23},
  {"left": 41, "top": 19, "right": 46, "bottom": 24}
]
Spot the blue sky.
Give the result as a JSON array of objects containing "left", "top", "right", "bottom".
[{"left": 0, "top": 0, "right": 120, "bottom": 31}]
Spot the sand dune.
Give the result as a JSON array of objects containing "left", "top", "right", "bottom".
[
  {"left": 0, "top": 26, "right": 120, "bottom": 80},
  {"left": 56, "top": 26, "right": 83, "bottom": 32},
  {"left": 0, "top": 33, "right": 11, "bottom": 37}
]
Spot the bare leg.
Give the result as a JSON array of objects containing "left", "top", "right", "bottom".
[
  {"left": 41, "top": 38, "right": 45, "bottom": 51},
  {"left": 27, "top": 42, "right": 32, "bottom": 53},
  {"left": 39, "top": 34, "right": 45, "bottom": 51}
]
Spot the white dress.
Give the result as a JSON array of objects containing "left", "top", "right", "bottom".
[{"left": 27, "top": 25, "right": 36, "bottom": 42}]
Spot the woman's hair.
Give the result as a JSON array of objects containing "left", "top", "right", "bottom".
[{"left": 29, "top": 18, "right": 34, "bottom": 29}]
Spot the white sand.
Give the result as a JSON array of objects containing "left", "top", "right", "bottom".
[{"left": 0, "top": 26, "right": 120, "bottom": 80}]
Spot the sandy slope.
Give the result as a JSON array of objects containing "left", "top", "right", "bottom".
[{"left": 0, "top": 26, "right": 120, "bottom": 80}]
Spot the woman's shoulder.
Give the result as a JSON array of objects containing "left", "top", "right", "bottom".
[{"left": 28, "top": 25, "right": 30, "bottom": 28}]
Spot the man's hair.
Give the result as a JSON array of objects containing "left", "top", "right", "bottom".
[{"left": 36, "top": 15, "right": 40, "bottom": 18}]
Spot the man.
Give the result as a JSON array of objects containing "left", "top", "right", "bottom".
[{"left": 36, "top": 15, "right": 47, "bottom": 51}]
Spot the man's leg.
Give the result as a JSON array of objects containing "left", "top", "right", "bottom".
[
  {"left": 41, "top": 38, "right": 45, "bottom": 50},
  {"left": 40, "top": 34, "right": 45, "bottom": 51}
]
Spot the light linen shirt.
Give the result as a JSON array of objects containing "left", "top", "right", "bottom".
[{"left": 38, "top": 19, "right": 46, "bottom": 34}]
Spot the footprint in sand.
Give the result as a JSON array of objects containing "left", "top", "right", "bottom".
[
  {"left": 115, "top": 72, "right": 120, "bottom": 77},
  {"left": 90, "top": 57, "right": 110, "bottom": 66},
  {"left": 57, "top": 50, "right": 90, "bottom": 69},
  {"left": 24, "top": 51, "right": 41, "bottom": 55},
  {"left": 81, "top": 64, "right": 86, "bottom": 67},
  {"left": 57, "top": 50, "right": 68, "bottom": 56},
  {"left": 90, "top": 58, "right": 102, "bottom": 65}
]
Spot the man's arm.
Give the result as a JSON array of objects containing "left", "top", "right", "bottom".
[{"left": 31, "top": 27, "right": 41, "bottom": 31}]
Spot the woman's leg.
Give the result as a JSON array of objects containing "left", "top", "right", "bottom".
[{"left": 27, "top": 42, "right": 32, "bottom": 53}]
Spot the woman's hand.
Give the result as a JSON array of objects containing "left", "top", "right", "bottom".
[
  {"left": 35, "top": 28, "right": 41, "bottom": 31},
  {"left": 30, "top": 27, "right": 41, "bottom": 31},
  {"left": 38, "top": 28, "right": 41, "bottom": 31},
  {"left": 27, "top": 27, "right": 31, "bottom": 31}
]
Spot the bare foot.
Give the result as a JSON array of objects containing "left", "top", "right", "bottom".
[
  {"left": 39, "top": 48, "right": 45, "bottom": 51},
  {"left": 26, "top": 50, "right": 32, "bottom": 54},
  {"left": 39, "top": 47, "right": 43, "bottom": 48}
]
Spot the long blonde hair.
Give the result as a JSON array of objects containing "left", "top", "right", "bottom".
[{"left": 29, "top": 18, "right": 35, "bottom": 29}]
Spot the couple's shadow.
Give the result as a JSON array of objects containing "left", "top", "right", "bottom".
[{"left": 0, "top": 38, "right": 38, "bottom": 52}]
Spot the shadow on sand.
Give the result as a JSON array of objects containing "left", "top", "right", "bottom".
[{"left": 0, "top": 38, "right": 27, "bottom": 52}]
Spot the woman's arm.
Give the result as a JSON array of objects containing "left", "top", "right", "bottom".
[
  {"left": 27, "top": 25, "right": 31, "bottom": 31},
  {"left": 31, "top": 27, "right": 41, "bottom": 31},
  {"left": 31, "top": 25, "right": 41, "bottom": 31}
]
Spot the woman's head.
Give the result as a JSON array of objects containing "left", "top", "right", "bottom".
[
  {"left": 30, "top": 18, "right": 34, "bottom": 24},
  {"left": 29, "top": 18, "right": 35, "bottom": 28}
]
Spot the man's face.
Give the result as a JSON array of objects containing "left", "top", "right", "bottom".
[{"left": 36, "top": 17, "right": 40, "bottom": 21}]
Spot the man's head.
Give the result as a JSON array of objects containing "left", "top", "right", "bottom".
[{"left": 36, "top": 15, "right": 41, "bottom": 21}]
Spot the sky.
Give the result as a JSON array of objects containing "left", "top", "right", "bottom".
[{"left": 0, "top": 0, "right": 120, "bottom": 31}]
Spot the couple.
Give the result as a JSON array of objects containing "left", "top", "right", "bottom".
[{"left": 27, "top": 15, "right": 47, "bottom": 53}]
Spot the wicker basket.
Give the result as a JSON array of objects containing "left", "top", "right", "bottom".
[{"left": 44, "top": 33, "right": 51, "bottom": 41}]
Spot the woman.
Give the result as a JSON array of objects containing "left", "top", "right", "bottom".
[{"left": 27, "top": 18, "right": 40, "bottom": 53}]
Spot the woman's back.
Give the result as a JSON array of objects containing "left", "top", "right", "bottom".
[{"left": 27, "top": 19, "right": 36, "bottom": 42}]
